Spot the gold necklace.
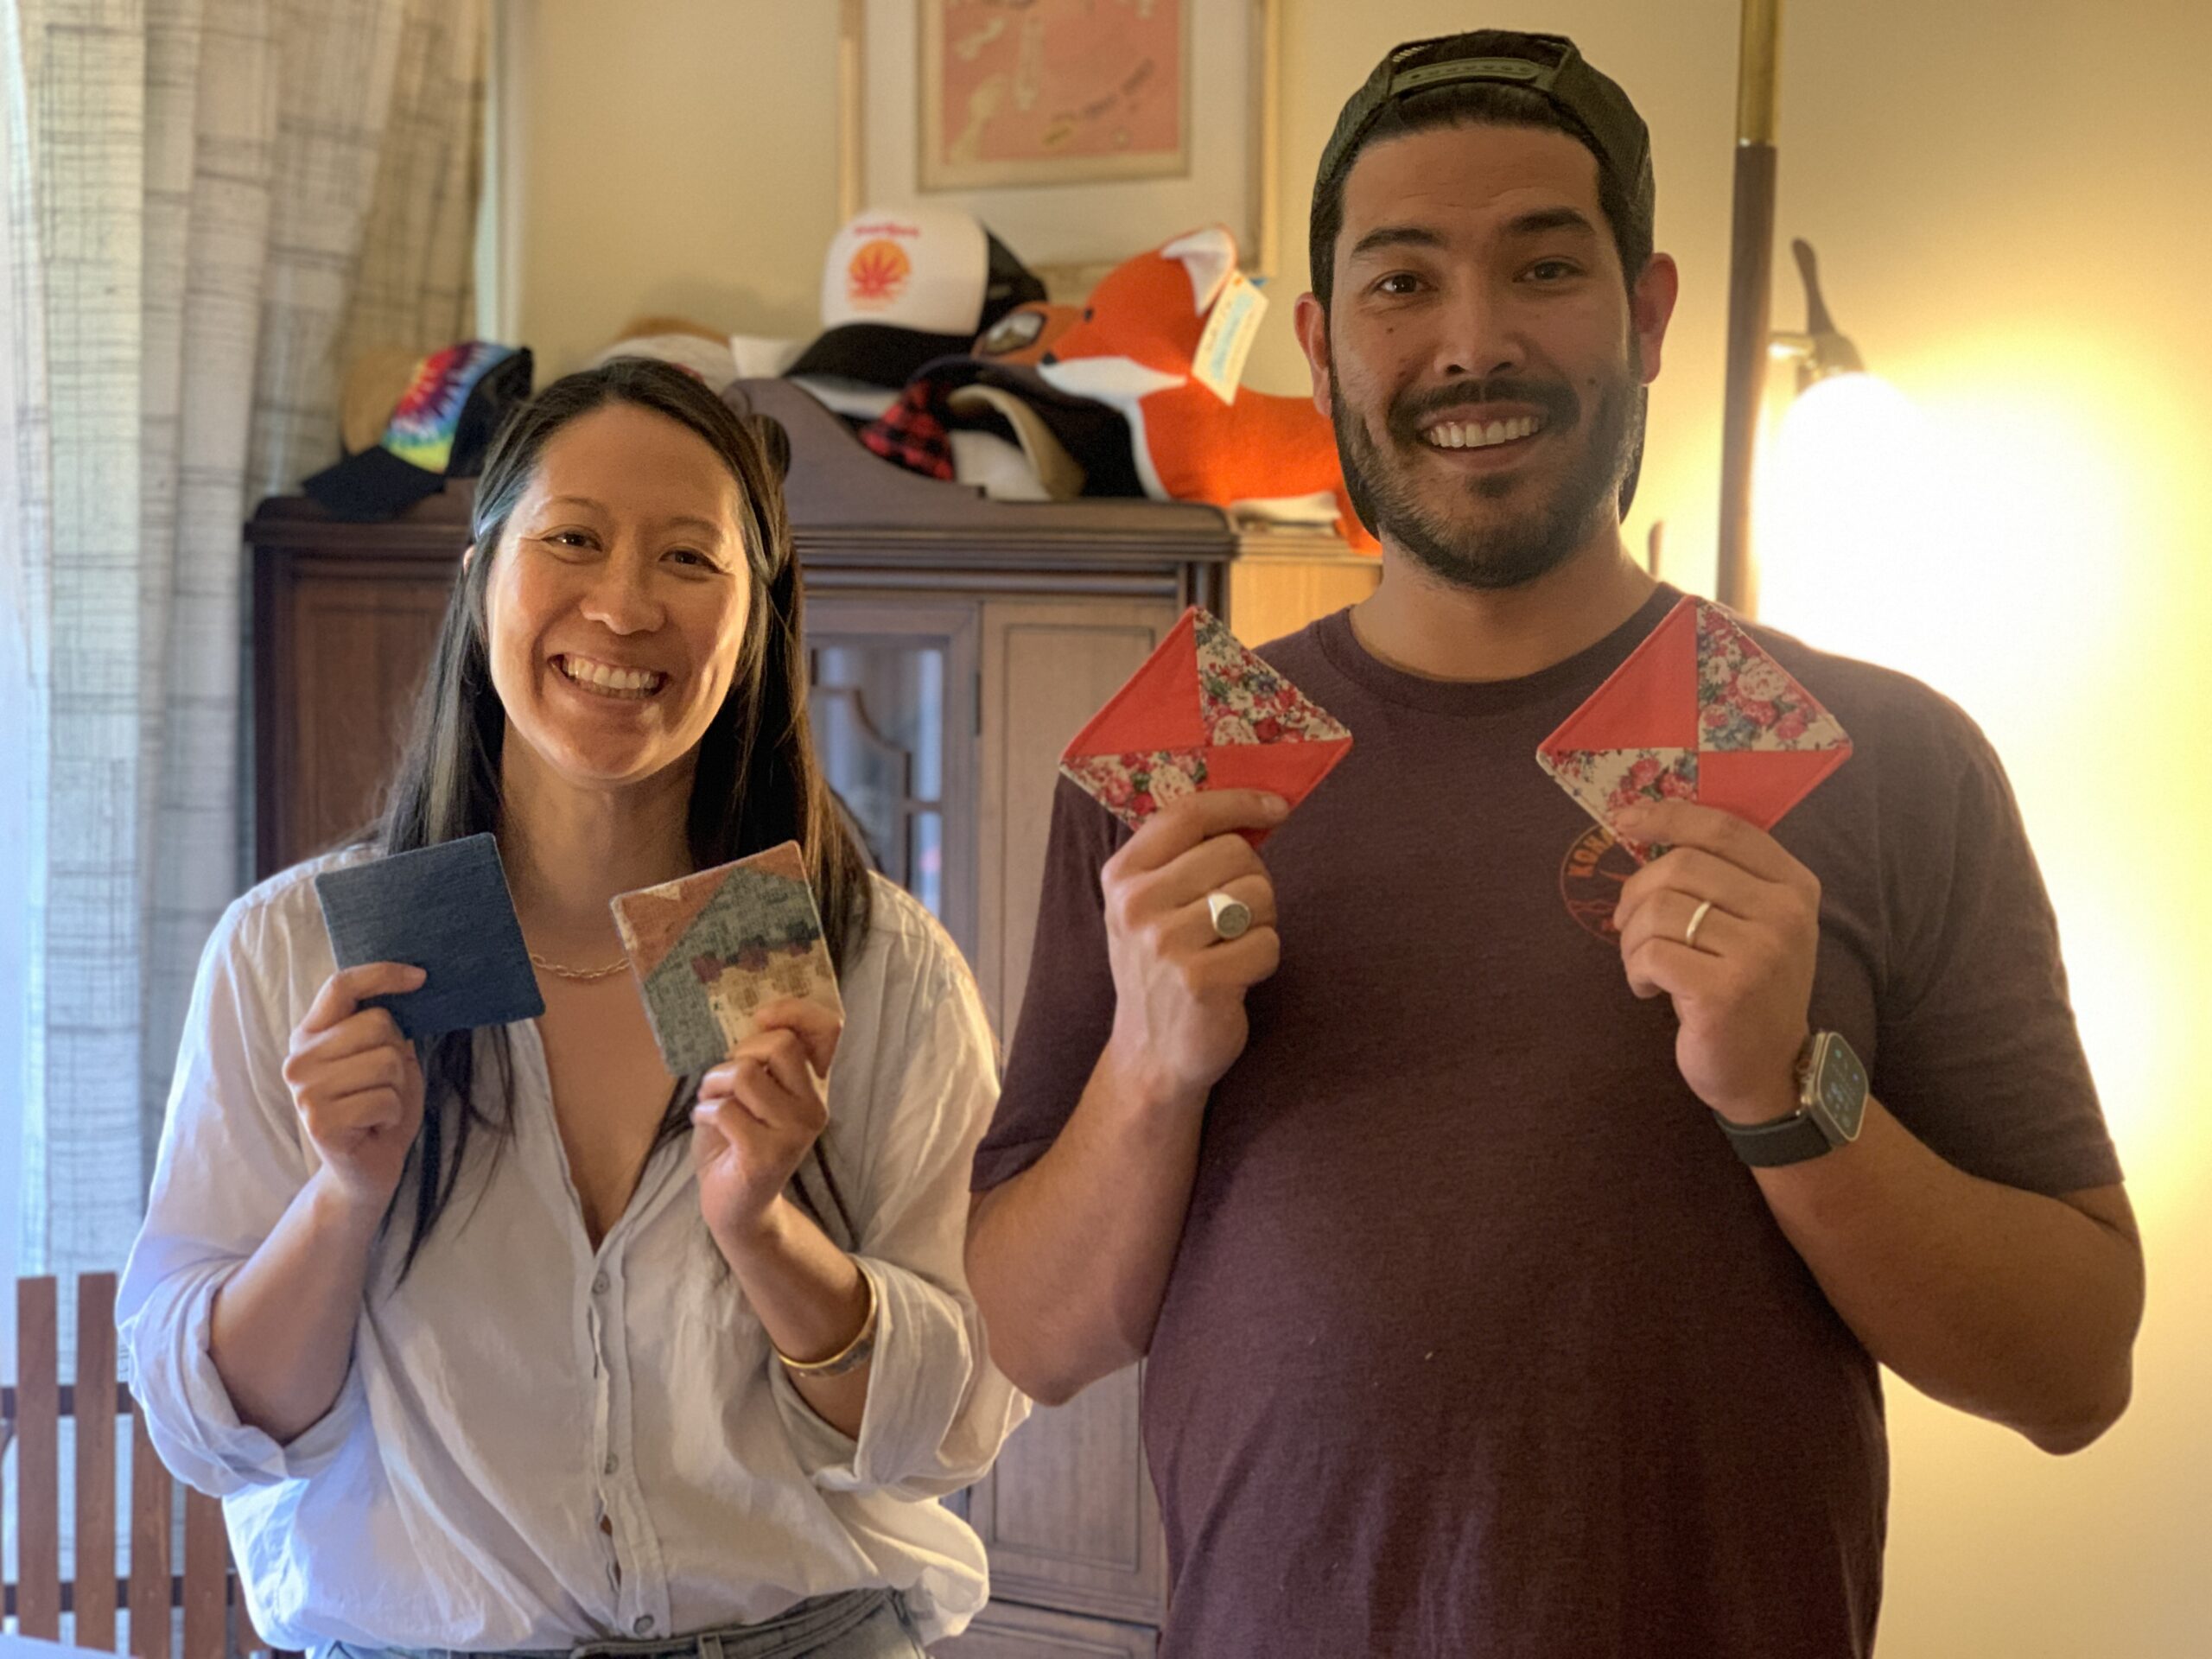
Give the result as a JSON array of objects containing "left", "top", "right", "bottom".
[{"left": 527, "top": 949, "right": 632, "bottom": 983}]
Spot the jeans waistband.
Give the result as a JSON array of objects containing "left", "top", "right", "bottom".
[{"left": 361, "top": 1589, "right": 895, "bottom": 1659}]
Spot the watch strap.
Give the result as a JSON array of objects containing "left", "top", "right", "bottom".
[{"left": 1712, "top": 1108, "right": 1834, "bottom": 1167}]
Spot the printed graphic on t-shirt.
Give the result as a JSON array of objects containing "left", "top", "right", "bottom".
[{"left": 1559, "top": 822, "right": 1639, "bottom": 943}]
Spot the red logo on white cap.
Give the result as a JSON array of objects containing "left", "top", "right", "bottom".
[{"left": 846, "top": 239, "right": 912, "bottom": 309}]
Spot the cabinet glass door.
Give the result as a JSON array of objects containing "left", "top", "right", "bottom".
[{"left": 804, "top": 600, "right": 979, "bottom": 963}]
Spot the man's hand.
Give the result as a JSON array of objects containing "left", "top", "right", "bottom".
[
  {"left": 1098, "top": 789, "right": 1288, "bottom": 1109},
  {"left": 1611, "top": 801, "right": 1820, "bottom": 1125},
  {"left": 695, "top": 999, "right": 843, "bottom": 1259}
]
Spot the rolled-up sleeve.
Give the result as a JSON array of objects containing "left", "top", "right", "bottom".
[
  {"left": 116, "top": 896, "right": 360, "bottom": 1496},
  {"left": 772, "top": 912, "right": 1029, "bottom": 1497}
]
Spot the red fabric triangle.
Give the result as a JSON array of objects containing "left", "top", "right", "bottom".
[
  {"left": 1206, "top": 736, "right": 1354, "bottom": 842},
  {"left": 1539, "top": 597, "right": 1700, "bottom": 754},
  {"left": 1061, "top": 608, "right": 1208, "bottom": 759},
  {"left": 1697, "top": 744, "right": 1852, "bottom": 830},
  {"left": 1205, "top": 735, "right": 1353, "bottom": 804}
]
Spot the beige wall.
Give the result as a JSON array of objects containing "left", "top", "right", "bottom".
[
  {"left": 508, "top": 0, "right": 847, "bottom": 375},
  {"left": 507, "top": 3, "right": 2212, "bottom": 1651}
]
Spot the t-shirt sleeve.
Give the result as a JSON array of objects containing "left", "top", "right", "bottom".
[
  {"left": 969, "top": 776, "right": 1128, "bottom": 1193},
  {"left": 1872, "top": 701, "right": 2122, "bottom": 1197}
]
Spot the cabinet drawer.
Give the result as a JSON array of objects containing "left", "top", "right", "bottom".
[{"left": 935, "top": 1601, "right": 1155, "bottom": 1658}]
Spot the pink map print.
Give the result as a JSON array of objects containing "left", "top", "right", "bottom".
[{"left": 932, "top": 0, "right": 1184, "bottom": 177}]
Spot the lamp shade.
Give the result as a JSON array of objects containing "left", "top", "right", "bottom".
[{"left": 1753, "top": 372, "right": 1944, "bottom": 671}]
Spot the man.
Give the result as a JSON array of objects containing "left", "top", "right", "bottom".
[{"left": 965, "top": 29, "right": 2142, "bottom": 1658}]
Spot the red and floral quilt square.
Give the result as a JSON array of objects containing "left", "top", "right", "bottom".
[
  {"left": 1059, "top": 608, "right": 1353, "bottom": 837},
  {"left": 1537, "top": 597, "right": 1852, "bottom": 861}
]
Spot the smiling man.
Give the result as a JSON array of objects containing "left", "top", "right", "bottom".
[{"left": 964, "top": 31, "right": 2143, "bottom": 1658}]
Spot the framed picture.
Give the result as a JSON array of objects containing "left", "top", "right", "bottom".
[{"left": 839, "top": 0, "right": 1280, "bottom": 287}]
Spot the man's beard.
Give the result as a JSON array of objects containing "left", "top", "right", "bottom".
[{"left": 1331, "top": 348, "right": 1643, "bottom": 592}]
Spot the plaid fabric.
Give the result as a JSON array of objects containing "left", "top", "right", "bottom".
[{"left": 859, "top": 379, "right": 957, "bottom": 480}]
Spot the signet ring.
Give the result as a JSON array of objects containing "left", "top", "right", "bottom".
[{"left": 1206, "top": 891, "right": 1254, "bottom": 942}]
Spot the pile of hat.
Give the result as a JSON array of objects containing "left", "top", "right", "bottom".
[
  {"left": 763, "top": 205, "right": 1368, "bottom": 546},
  {"left": 307, "top": 206, "right": 1370, "bottom": 549}
]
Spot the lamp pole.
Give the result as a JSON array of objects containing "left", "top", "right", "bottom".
[{"left": 1717, "top": 0, "right": 1783, "bottom": 615}]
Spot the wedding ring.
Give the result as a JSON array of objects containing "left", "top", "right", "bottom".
[
  {"left": 1206, "top": 891, "right": 1253, "bottom": 942},
  {"left": 1683, "top": 897, "right": 1715, "bottom": 950}
]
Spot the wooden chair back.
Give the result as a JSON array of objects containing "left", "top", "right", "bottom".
[{"left": 1, "top": 1273, "right": 263, "bottom": 1658}]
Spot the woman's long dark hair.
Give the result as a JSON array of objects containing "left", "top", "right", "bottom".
[{"left": 370, "top": 358, "right": 873, "bottom": 1272}]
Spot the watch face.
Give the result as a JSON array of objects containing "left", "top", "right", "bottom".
[{"left": 1811, "top": 1034, "right": 1869, "bottom": 1141}]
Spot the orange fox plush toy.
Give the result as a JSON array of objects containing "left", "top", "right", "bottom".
[{"left": 1037, "top": 227, "right": 1377, "bottom": 550}]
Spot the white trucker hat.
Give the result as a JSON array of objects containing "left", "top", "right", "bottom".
[{"left": 786, "top": 204, "right": 1046, "bottom": 389}]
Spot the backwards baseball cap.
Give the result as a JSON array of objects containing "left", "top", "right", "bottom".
[
  {"left": 1316, "top": 31, "right": 1653, "bottom": 233},
  {"left": 786, "top": 204, "right": 1046, "bottom": 389},
  {"left": 305, "top": 341, "right": 533, "bottom": 521},
  {"left": 1315, "top": 32, "right": 1656, "bottom": 517}
]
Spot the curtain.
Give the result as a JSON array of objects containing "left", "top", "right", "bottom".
[{"left": 2, "top": 0, "right": 487, "bottom": 1285}]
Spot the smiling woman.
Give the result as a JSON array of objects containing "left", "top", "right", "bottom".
[
  {"left": 380, "top": 363, "right": 870, "bottom": 1271},
  {"left": 117, "top": 359, "right": 1026, "bottom": 1656}
]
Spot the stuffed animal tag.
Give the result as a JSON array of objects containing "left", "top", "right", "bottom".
[{"left": 1191, "top": 271, "right": 1267, "bottom": 403}]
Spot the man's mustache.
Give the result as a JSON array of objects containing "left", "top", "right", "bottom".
[{"left": 1385, "top": 378, "right": 1580, "bottom": 445}]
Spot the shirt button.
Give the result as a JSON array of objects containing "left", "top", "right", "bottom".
[
  {"left": 592, "top": 1271, "right": 610, "bottom": 1295},
  {"left": 605, "top": 1453, "right": 619, "bottom": 1475},
  {"left": 632, "top": 1617, "right": 654, "bottom": 1636}
]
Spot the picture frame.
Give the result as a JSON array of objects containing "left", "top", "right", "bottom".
[{"left": 838, "top": 0, "right": 1281, "bottom": 292}]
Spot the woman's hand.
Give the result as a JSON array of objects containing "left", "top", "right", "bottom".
[
  {"left": 694, "top": 999, "right": 844, "bottom": 1258},
  {"left": 283, "top": 963, "right": 429, "bottom": 1214}
]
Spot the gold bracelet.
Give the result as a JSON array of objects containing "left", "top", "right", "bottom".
[{"left": 773, "top": 1270, "right": 878, "bottom": 1377}]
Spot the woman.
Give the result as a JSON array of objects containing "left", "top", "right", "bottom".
[{"left": 118, "top": 359, "right": 1025, "bottom": 1658}]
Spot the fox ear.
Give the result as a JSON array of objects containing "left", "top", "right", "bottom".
[{"left": 1160, "top": 226, "right": 1238, "bottom": 315}]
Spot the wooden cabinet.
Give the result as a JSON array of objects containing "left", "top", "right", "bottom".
[
  {"left": 974, "top": 599, "right": 1179, "bottom": 1038},
  {"left": 938, "top": 1601, "right": 1158, "bottom": 1658},
  {"left": 250, "top": 490, "right": 473, "bottom": 875},
  {"left": 246, "top": 378, "right": 1376, "bottom": 1654},
  {"left": 960, "top": 1357, "right": 1164, "bottom": 1624}
]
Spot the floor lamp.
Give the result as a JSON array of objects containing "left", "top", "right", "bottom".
[
  {"left": 1716, "top": 0, "right": 1783, "bottom": 616},
  {"left": 1716, "top": 1, "right": 1869, "bottom": 617}
]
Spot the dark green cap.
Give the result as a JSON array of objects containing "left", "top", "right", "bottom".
[{"left": 1315, "top": 30, "right": 1654, "bottom": 227}]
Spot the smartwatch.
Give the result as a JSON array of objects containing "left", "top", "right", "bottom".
[{"left": 1713, "top": 1031, "right": 1867, "bottom": 1168}]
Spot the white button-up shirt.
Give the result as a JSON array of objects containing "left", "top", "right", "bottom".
[{"left": 118, "top": 855, "right": 1027, "bottom": 1650}]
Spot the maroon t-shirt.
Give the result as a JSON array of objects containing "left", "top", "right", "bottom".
[{"left": 972, "top": 586, "right": 2120, "bottom": 1659}]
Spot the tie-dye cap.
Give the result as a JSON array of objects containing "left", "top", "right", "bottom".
[{"left": 304, "top": 340, "right": 533, "bottom": 521}]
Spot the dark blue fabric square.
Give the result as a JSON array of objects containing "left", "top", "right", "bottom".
[{"left": 311, "top": 835, "right": 544, "bottom": 1040}]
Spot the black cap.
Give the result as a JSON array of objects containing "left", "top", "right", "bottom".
[
  {"left": 981, "top": 228, "right": 1051, "bottom": 327},
  {"left": 302, "top": 344, "right": 534, "bottom": 522},
  {"left": 1316, "top": 32, "right": 1653, "bottom": 229}
]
